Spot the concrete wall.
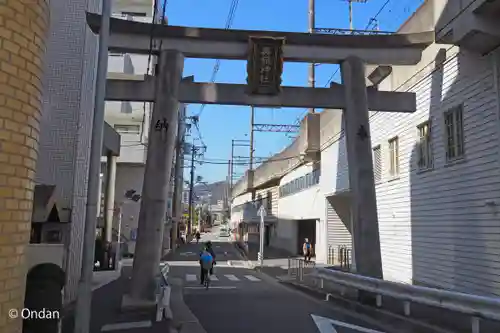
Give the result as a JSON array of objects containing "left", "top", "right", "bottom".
[
  {"left": 26, "top": 244, "right": 65, "bottom": 272},
  {"left": 278, "top": 163, "right": 322, "bottom": 220},
  {"left": 0, "top": 1, "right": 50, "bottom": 332}
]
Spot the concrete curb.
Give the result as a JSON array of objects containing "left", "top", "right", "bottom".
[{"left": 169, "top": 277, "right": 207, "bottom": 333}]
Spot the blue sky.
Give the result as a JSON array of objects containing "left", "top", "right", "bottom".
[{"left": 165, "top": 0, "right": 424, "bottom": 184}]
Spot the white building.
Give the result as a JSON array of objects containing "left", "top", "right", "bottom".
[
  {"left": 231, "top": 0, "right": 500, "bottom": 298},
  {"left": 103, "top": 0, "right": 157, "bottom": 254}
]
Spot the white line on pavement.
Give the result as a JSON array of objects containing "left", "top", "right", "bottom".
[
  {"left": 210, "top": 275, "right": 219, "bottom": 281},
  {"left": 186, "top": 274, "right": 197, "bottom": 282},
  {"left": 244, "top": 275, "right": 261, "bottom": 281},
  {"left": 184, "top": 286, "right": 237, "bottom": 290},
  {"left": 225, "top": 274, "right": 239, "bottom": 281},
  {"left": 101, "top": 321, "right": 152, "bottom": 331}
]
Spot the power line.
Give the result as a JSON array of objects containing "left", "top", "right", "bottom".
[
  {"left": 323, "top": 0, "right": 392, "bottom": 88},
  {"left": 194, "top": 0, "right": 240, "bottom": 118}
]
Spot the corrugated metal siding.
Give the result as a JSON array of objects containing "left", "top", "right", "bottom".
[
  {"left": 325, "top": 197, "right": 352, "bottom": 264},
  {"left": 371, "top": 47, "right": 500, "bottom": 296}
]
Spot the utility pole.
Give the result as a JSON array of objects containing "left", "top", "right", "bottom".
[
  {"left": 230, "top": 139, "right": 251, "bottom": 191},
  {"left": 345, "top": 0, "right": 368, "bottom": 30},
  {"left": 249, "top": 106, "right": 256, "bottom": 200},
  {"left": 226, "top": 159, "right": 232, "bottom": 217},
  {"left": 188, "top": 143, "right": 196, "bottom": 235},
  {"left": 308, "top": 0, "right": 315, "bottom": 114},
  {"left": 249, "top": 106, "right": 255, "bottom": 171},
  {"left": 171, "top": 104, "right": 186, "bottom": 250},
  {"left": 74, "top": 1, "right": 110, "bottom": 332}
]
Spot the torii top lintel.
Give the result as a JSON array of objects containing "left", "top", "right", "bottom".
[{"left": 86, "top": 12, "right": 433, "bottom": 66}]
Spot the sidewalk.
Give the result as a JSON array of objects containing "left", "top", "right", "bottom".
[
  {"left": 62, "top": 266, "right": 171, "bottom": 333},
  {"left": 235, "top": 241, "right": 300, "bottom": 278}
]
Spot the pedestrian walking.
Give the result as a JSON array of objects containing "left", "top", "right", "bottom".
[{"left": 303, "top": 238, "right": 313, "bottom": 263}]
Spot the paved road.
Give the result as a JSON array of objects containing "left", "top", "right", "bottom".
[{"left": 167, "top": 227, "right": 390, "bottom": 333}]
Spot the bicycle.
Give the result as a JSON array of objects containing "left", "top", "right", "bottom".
[{"left": 203, "top": 270, "right": 210, "bottom": 290}]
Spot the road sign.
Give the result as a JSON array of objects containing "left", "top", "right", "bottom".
[
  {"left": 258, "top": 205, "right": 266, "bottom": 217},
  {"left": 311, "top": 315, "right": 385, "bottom": 333}
]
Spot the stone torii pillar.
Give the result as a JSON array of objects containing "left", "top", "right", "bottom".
[
  {"left": 341, "top": 56, "right": 383, "bottom": 279},
  {"left": 126, "top": 50, "right": 184, "bottom": 304}
]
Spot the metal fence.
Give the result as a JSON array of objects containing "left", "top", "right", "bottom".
[
  {"left": 326, "top": 245, "right": 352, "bottom": 270},
  {"left": 288, "top": 258, "right": 315, "bottom": 282}
]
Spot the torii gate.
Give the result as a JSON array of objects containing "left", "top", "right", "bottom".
[{"left": 86, "top": 12, "right": 433, "bottom": 304}]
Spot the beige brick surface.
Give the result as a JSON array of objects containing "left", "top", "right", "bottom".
[{"left": 0, "top": 0, "right": 49, "bottom": 332}]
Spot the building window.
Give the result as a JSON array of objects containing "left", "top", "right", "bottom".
[
  {"left": 388, "top": 137, "right": 399, "bottom": 177},
  {"left": 444, "top": 105, "right": 464, "bottom": 162},
  {"left": 372, "top": 145, "right": 381, "bottom": 183},
  {"left": 114, "top": 124, "right": 140, "bottom": 134},
  {"left": 417, "top": 121, "right": 433, "bottom": 170}
]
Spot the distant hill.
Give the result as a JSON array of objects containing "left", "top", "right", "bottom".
[{"left": 192, "top": 181, "right": 227, "bottom": 205}]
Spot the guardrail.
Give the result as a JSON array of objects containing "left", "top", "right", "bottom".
[
  {"left": 310, "top": 267, "right": 500, "bottom": 333},
  {"left": 155, "top": 262, "right": 171, "bottom": 322}
]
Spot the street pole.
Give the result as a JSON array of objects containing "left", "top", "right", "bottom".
[
  {"left": 349, "top": 0, "right": 353, "bottom": 30},
  {"left": 171, "top": 104, "right": 186, "bottom": 250},
  {"left": 129, "top": 50, "right": 184, "bottom": 301},
  {"left": 74, "top": 1, "right": 111, "bottom": 332},
  {"left": 308, "top": 0, "right": 315, "bottom": 114},
  {"left": 249, "top": 106, "right": 256, "bottom": 201},
  {"left": 249, "top": 106, "right": 255, "bottom": 171},
  {"left": 114, "top": 205, "right": 122, "bottom": 271},
  {"left": 226, "top": 159, "right": 231, "bottom": 214},
  {"left": 258, "top": 206, "right": 265, "bottom": 268},
  {"left": 230, "top": 140, "right": 235, "bottom": 191},
  {"left": 187, "top": 143, "right": 196, "bottom": 235}
]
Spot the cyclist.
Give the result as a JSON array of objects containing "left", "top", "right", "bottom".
[
  {"left": 204, "top": 241, "right": 216, "bottom": 275},
  {"left": 199, "top": 247, "right": 213, "bottom": 285}
]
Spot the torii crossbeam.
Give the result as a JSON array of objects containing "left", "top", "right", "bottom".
[
  {"left": 86, "top": 12, "right": 434, "bottom": 305},
  {"left": 86, "top": 12, "right": 432, "bottom": 65}
]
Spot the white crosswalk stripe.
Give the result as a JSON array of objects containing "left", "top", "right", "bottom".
[
  {"left": 244, "top": 275, "right": 261, "bottom": 281},
  {"left": 184, "top": 274, "right": 261, "bottom": 283},
  {"left": 224, "top": 274, "right": 240, "bottom": 281},
  {"left": 186, "top": 274, "right": 197, "bottom": 282}
]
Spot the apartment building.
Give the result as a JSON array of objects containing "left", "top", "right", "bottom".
[{"left": 103, "top": 0, "right": 158, "bottom": 255}]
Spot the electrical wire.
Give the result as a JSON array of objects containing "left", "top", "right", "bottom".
[{"left": 194, "top": 0, "right": 240, "bottom": 119}]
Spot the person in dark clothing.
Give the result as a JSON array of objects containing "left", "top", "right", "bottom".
[
  {"left": 199, "top": 241, "right": 216, "bottom": 275},
  {"left": 195, "top": 231, "right": 201, "bottom": 243}
]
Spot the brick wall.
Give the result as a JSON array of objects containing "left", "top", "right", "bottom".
[{"left": 0, "top": 1, "right": 50, "bottom": 332}]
